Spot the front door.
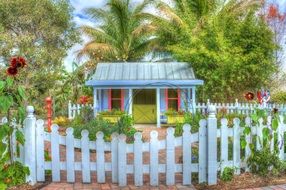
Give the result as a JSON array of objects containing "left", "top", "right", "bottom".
[{"left": 133, "top": 89, "right": 156, "bottom": 123}]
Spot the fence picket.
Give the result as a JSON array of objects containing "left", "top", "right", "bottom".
[
  {"left": 245, "top": 117, "right": 251, "bottom": 172},
  {"left": 278, "top": 116, "right": 284, "bottom": 160},
  {"left": 96, "top": 132, "right": 105, "bottom": 183},
  {"left": 51, "top": 124, "right": 60, "bottom": 182},
  {"left": 81, "top": 130, "right": 91, "bottom": 183},
  {"left": 183, "top": 124, "right": 192, "bottom": 185},
  {"left": 118, "top": 134, "right": 127, "bottom": 186},
  {"left": 257, "top": 118, "right": 264, "bottom": 151},
  {"left": 199, "top": 120, "right": 207, "bottom": 183},
  {"left": 220, "top": 118, "right": 228, "bottom": 173},
  {"left": 111, "top": 133, "right": 119, "bottom": 183},
  {"left": 66, "top": 128, "right": 75, "bottom": 182},
  {"left": 233, "top": 118, "right": 240, "bottom": 175},
  {"left": 36, "top": 120, "right": 45, "bottom": 182},
  {"left": 166, "top": 127, "right": 175, "bottom": 185},
  {"left": 267, "top": 116, "right": 274, "bottom": 152},
  {"left": 150, "top": 131, "right": 159, "bottom": 186},
  {"left": 134, "top": 132, "right": 143, "bottom": 186}
]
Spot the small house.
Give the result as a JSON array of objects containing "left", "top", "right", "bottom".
[{"left": 86, "top": 62, "right": 204, "bottom": 127}]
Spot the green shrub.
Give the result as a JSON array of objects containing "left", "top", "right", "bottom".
[
  {"left": 71, "top": 114, "right": 137, "bottom": 142},
  {"left": 0, "top": 161, "right": 30, "bottom": 187},
  {"left": 272, "top": 91, "right": 286, "bottom": 104},
  {"left": 174, "top": 113, "right": 205, "bottom": 136},
  {"left": 247, "top": 146, "right": 286, "bottom": 177},
  {"left": 221, "top": 167, "right": 235, "bottom": 182}
]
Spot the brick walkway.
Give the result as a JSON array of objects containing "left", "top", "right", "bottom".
[{"left": 40, "top": 183, "right": 286, "bottom": 190}]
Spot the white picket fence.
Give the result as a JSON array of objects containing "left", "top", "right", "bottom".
[
  {"left": 68, "top": 99, "right": 286, "bottom": 120},
  {"left": 19, "top": 105, "right": 286, "bottom": 186},
  {"left": 196, "top": 99, "right": 286, "bottom": 115},
  {"left": 68, "top": 100, "right": 93, "bottom": 119}
]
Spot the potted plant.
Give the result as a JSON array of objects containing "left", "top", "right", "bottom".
[
  {"left": 165, "top": 109, "right": 186, "bottom": 124},
  {"left": 98, "top": 109, "right": 126, "bottom": 123}
]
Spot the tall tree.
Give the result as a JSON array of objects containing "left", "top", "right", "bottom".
[
  {"left": 77, "top": 0, "right": 158, "bottom": 62},
  {"left": 154, "top": 0, "right": 277, "bottom": 101},
  {"left": 0, "top": 0, "right": 79, "bottom": 115}
]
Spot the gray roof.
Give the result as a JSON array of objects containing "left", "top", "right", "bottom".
[
  {"left": 91, "top": 62, "right": 196, "bottom": 80},
  {"left": 86, "top": 62, "right": 203, "bottom": 88}
]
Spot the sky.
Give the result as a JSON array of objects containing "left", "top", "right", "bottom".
[{"left": 64, "top": 0, "right": 286, "bottom": 72}]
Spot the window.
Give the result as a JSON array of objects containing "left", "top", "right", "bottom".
[
  {"left": 108, "top": 89, "right": 124, "bottom": 110},
  {"left": 165, "top": 89, "right": 180, "bottom": 111}
]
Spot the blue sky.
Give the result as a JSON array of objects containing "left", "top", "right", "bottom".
[{"left": 64, "top": 0, "right": 286, "bottom": 71}]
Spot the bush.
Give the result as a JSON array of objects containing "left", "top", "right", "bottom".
[
  {"left": 71, "top": 114, "right": 137, "bottom": 142},
  {"left": 53, "top": 116, "right": 70, "bottom": 127},
  {"left": 174, "top": 113, "right": 206, "bottom": 136},
  {"left": 221, "top": 167, "right": 235, "bottom": 182},
  {"left": 0, "top": 161, "right": 30, "bottom": 188},
  {"left": 247, "top": 146, "right": 286, "bottom": 177},
  {"left": 271, "top": 91, "right": 286, "bottom": 104}
]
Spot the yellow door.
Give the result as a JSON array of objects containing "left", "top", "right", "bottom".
[{"left": 133, "top": 89, "right": 156, "bottom": 124}]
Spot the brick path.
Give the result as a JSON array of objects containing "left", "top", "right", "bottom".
[{"left": 40, "top": 183, "right": 286, "bottom": 190}]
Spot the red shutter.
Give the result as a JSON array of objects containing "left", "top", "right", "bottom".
[
  {"left": 165, "top": 89, "right": 168, "bottom": 110},
  {"left": 121, "top": 89, "right": 124, "bottom": 111},
  {"left": 108, "top": 89, "right": 112, "bottom": 110},
  {"left": 177, "top": 89, "right": 181, "bottom": 111}
]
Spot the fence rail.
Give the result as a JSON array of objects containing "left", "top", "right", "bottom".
[{"left": 20, "top": 105, "right": 286, "bottom": 186}]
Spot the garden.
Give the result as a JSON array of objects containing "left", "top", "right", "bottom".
[{"left": 1, "top": 0, "right": 286, "bottom": 189}]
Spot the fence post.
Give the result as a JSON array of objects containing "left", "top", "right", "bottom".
[
  {"left": 68, "top": 100, "right": 72, "bottom": 119},
  {"left": 24, "top": 106, "right": 37, "bottom": 185},
  {"left": 235, "top": 99, "right": 239, "bottom": 113},
  {"left": 207, "top": 105, "right": 217, "bottom": 185}
]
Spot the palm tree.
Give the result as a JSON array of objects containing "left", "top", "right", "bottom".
[{"left": 77, "top": 0, "right": 158, "bottom": 62}]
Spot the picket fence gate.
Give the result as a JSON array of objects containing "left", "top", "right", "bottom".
[{"left": 17, "top": 105, "right": 286, "bottom": 186}]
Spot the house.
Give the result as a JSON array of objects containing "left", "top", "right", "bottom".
[{"left": 85, "top": 62, "right": 204, "bottom": 127}]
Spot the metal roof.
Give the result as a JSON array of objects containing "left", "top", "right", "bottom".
[{"left": 86, "top": 62, "right": 204, "bottom": 88}]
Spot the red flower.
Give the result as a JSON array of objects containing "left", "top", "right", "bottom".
[
  {"left": 10, "top": 57, "right": 18, "bottom": 68},
  {"left": 244, "top": 92, "right": 254, "bottom": 101},
  {"left": 6, "top": 67, "right": 18, "bottom": 76},
  {"left": 9, "top": 56, "right": 27, "bottom": 68},
  {"left": 18, "top": 57, "right": 27, "bottom": 68}
]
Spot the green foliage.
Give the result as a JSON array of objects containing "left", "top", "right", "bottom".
[
  {"left": 174, "top": 112, "right": 206, "bottom": 136},
  {"left": 0, "top": 0, "right": 80, "bottom": 117},
  {"left": 155, "top": 0, "right": 277, "bottom": 101},
  {"left": 71, "top": 114, "right": 137, "bottom": 143},
  {"left": 247, "top": 146, "right": 286, "bottom": 177},
  {"left": 271, "top": 91, "right": 286, "bottom": 104},
  {"left": 0, "top": 161, "right": 30, "bottom": 187},
  {"left": 221, "top": 167, "right": 235, "bottom": 182}
]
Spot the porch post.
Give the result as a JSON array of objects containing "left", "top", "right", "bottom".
[
  {"left": 192, "top": 87, "right": 196, "bottom": 114},
  {"left": 128, "top": 89, "right": 133, "bottom": 115},
  {"left": 156, "top": 88, "right": 161, "bottom": 128},
  {"left": 187, "top": 88, "right": 191, "bottom": 112},
  {"left": 98, "top": 89, "right": 101, "bottom": 112},
  {"left": 93, "top": 87, "right": 97, "bottom": 117}
]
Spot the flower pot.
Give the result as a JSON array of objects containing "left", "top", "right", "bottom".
[
  {"left": 167, "top": 115, "right": 185, "bottom": 124},
  {"left": 100, "top": 115, "right": 122, "bottom": 123}
]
